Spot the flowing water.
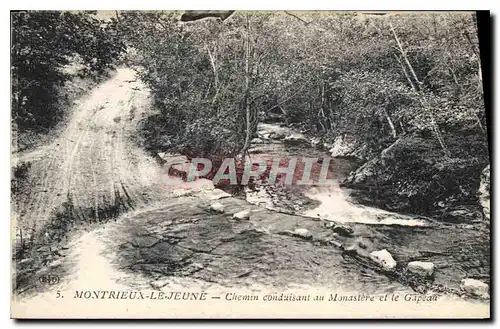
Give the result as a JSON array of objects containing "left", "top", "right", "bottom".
[
  {"left": 245, "top": 123, "right": 490, "bottom": 292},
  {"left": 12, "top": 72, "right": 489, "bottom": 314},
  {"left": 248, "top": 124, "right": 428, "bottom": 226}
]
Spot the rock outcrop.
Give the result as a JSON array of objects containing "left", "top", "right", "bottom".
[
  {"left": 369, "top": 249, "right": 397, "bottom": 270},
  {"left": 233, "top": 210, "right": 251, "bottom": 220},
  {"left": 407, "top": 261, "right": 435, "bottom": 278},
  {"left": 460, "top": 278, "right": 489, "bottom": 299},
  {"left": 292, "top": 228, "right": 312, "bottom": 240},
  {"left": 210, "top": 203, "right": 225, "bottom": 213},
  {"left": 324, "top": 223, "right": 354, "bottom": 237}
]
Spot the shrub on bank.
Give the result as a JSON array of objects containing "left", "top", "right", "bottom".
[{"left": 343, "top": 133, "right": 489, "bottom": 220}]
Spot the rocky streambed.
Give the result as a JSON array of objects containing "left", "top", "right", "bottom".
[
  {"left": 144, "top": 122, "right": 490, "bottom": 301},
  {"left": 14, "top": 120, "right": 490, "bottom": 305}
]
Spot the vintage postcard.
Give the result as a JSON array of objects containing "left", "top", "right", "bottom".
[{"left": 10, "top": 10, "right": 491, "bottom": 319}]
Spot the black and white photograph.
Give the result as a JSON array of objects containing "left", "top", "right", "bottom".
[{"left": 9, "top": 10, "right": 491, "bottom": 319}]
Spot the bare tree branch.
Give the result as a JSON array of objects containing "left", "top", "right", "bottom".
[
  {"left": 284, "top": 11, "right": 311, "bottom": 26},
  {"left": 389, "top": 21, "right": 423, "bottom": 87}
]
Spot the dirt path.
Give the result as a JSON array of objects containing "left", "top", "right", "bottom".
[
  {"left": 12, "top": 68, "right": 168, "bottom": 237},
  {"left": 11, "top": 68, "right": 179, "bottom": 296}
]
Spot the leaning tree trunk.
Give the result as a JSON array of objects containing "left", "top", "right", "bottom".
[
  {"left": 240, "top": 14, "right": 252, "bottom": 160},
  {"left": 390, "top": 21, "right": 450, "bottom": 157},
  {"left": 382, "top": 107, "right": 397, "bottom": 139}
]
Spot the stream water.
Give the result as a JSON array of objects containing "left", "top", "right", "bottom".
[
  {"left": 248, "top": 123, "right": 428, "bottom": 226},
  {"left": 12, "top": 75, "right": 489, "bottom": 317},
  {"left": 243, "top": 123, "right": 490, "bottom": 292}
]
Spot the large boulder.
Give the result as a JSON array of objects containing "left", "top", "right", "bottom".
[
  {"left": 369, "top": 249, "right": 397, "bottom": 270},
  {"left": 233, "top": 210, "right": 251, "bottom": 220},
  {"left": 331, "top": 224, "right": 354, "bottom": 237},
  {"left": 460, "top": 278, "right": 489, "bottom": 298},
  {"left": 407, "top": 261, "right": 435, "bottom": 278},
  {"left": 292, "top": 228, "right": 312, "bottom": 240},
  {"left": 478, "top": 165, "right": 490, "bottom": 220},
  {"left": 210, "top": 202, "right": 225, "bottom": 213}
]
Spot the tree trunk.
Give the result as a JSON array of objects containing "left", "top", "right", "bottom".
[
  {"left": 240, "top": 14, "right": 252, "bottom": 160},
  {"left": 390, "top": 21, "right": 450, "bottom": 157},
  {"left": 382, "top": 106, "right": 397, "bottom": 138},
  {"left": 206, "top": 45, "right": 219, "bottom": 105},
  {"left": 393, "top": 53, "right": 416, "bottom": 91},
  {"left": 430, "top": 115, "right": 450, "bottom": 157},
  {"left": 390, "top": 22, "right": 422, "bottom": 88},
  {"left": 463, "top": 30, "right": 483, "bottom": 90}
]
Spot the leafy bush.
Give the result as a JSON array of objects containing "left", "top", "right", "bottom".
[
  {"left": 121, "top": 11, "right": 487, "bottom": 216},
  {"left": 11, "top": 11, "right": 124, "bottom": 134},
  {"left": 344, "top": 134, "right": 488, "bottom": 216}
]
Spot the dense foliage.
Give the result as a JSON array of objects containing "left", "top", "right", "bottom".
[
  {"left": 11, "top": 11, "right": 124, "bottom": 133},
  {"left": 12, "top": 11, "right": 488, "bottom": 218},
  {"left": 121, "top": 12, "right": 485, "bottom": 155},
  {"left": 121, "top": 11, "right": 488, "bottom": 217}
]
